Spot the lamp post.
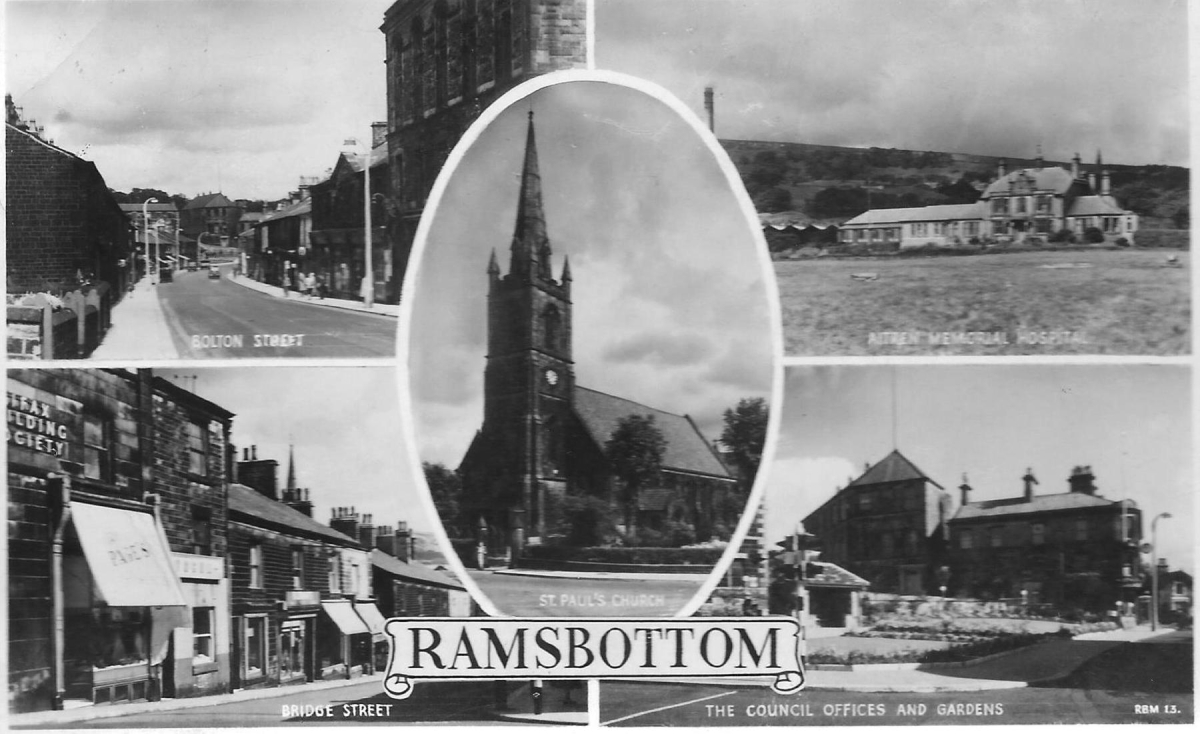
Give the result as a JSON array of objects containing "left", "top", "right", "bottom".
[
  {"left": 1150, "top": 512, "right": 1172, "bottom": 631},
  {"left": 361, "top": 134, "right": 375, "bottom": 309},
  {"left": 142, "top": 198, "right": 158, "bottom": 284}
]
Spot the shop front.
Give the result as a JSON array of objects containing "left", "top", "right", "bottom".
[
  {"left": 353, "top": 601, "right": 388, "bottom": 673},
  {"left": 316, "top": 600, "right": 370, "bottom": 680},
  {"left": 62, "top": 500, "right": 187, "bottom": 706},
  {"left": 169, "top": 553, "right": 232, "bottom": 698}
]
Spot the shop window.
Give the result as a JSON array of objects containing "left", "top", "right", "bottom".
[
  {"left": 281, "top": 621, "right": 306, "bottom": 679},
  {"left": 187, "top": 421, "right": 208, "bottom": 476},
  {"left": 193, "top": 607, "right": 214, "bottom": 661},
  {"left": 82, "top": 414, "right": 110, "bottom": 481},
  {"left": 292, "top": 548, "right": 306, "bottom": 590},
  {"left": 244, "top": 616, "right": 267, "bottom": 679},
  {"left": 249, "top": 543, "right": 263, "bottom": 588},
  {"left": 191, "top": 506, "right": 212, "bottom": 554}
]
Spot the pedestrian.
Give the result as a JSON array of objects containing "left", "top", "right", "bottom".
[{"left": 305, "top": 272, "right": 317, "bottom": 300}]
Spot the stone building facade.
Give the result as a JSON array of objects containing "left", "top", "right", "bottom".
[
  {"left": 948, "top": 466, "right": 1144, "bottom": 611},
  {"left": 6, "top": 97, "right": 134, "bottom": 296},
  {"left": 7, "top": 369, "right": 233, "bottom": 712},
  {"left": 802, "top": 450, "right": 955, "bottom": 596},
  {"left": 380, "top": 0, "right": 587, "bottom": 294}
]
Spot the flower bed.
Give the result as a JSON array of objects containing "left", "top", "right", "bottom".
[{"left": 808, "top": 633, "right": 1050, "bottom": 666}]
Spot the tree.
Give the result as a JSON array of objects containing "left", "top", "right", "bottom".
[
  {"left": 422, "top": 462, "right": 461, "bottom": 532},
  {"left": 720, "top": 397, "right": 769, "bottom": 494},
  {"left": 605, "top": 414, "right": 666, "bottom": 538}
]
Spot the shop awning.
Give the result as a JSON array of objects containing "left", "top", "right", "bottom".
[
  {"left": 71, "top": 502, "right": 187, "bottom": 608},
  {"left": 321, "top": 600, "right": 370, "bottom": 636},
  {"left": 354, "top": 601, "right": 388, "bottom": 641}
]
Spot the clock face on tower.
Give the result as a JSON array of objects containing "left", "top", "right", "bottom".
[{"left": 543, "top": 368, "right": 559, "bottom": 386}]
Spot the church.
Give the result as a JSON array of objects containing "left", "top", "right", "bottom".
[{"left": 456, "top": 112, "right": 738, "bottom": 557}]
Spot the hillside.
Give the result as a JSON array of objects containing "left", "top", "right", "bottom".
[{"left": 720, "top": 139, "right": 1190, "bottom": 229}]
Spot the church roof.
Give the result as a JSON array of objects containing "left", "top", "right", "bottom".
[
  {"left": 953, "top": 491, "right": 1126, "bottom": 522},
  {"left": 843, "top": 202, "right": 984, "bottom": 226},
  {"left": 980, "top": 166, "right": 1076, "bottom": 198},
  {"left": 572, "top": 386, "right": 733, "bottom": 480},
  {"left": 1066, "top": 195, "right": 1128, "bottom": 217},
  {"left": 846, "top": 449, "right": 944, "bottom": 490}
]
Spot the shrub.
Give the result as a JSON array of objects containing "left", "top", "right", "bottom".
[
  {"left": 1048, "top": 228, "right": 1075, "bottom": 244},
  {"left": 1115, "top": 236, "right": 1130, "bottom": 247},
  {"left": 1083, "top": 226, "right": 1106, "bottom": 244}
]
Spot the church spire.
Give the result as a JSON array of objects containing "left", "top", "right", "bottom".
[
  {"left": 286, "top": 443, "right": 297, "bottom": 496},
  {"left": 510, "top": 110, "right": 549, "bottom": 279}
]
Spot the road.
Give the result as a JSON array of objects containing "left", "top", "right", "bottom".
[
  {"left": 600, "top": 635, "right": 1194, "bottom": 726},
  {"left": 157, "top": 269, "right": 396, "bottom": 358},
  {"left": 466, "top": 570, "right": 708, "bottom": 617}
]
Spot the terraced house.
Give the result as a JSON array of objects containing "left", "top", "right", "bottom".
[{"left": 839, "top": 152, "right": 1139, "bottom": 248}]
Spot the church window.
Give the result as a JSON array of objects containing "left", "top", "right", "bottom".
[
  {"left": 541, "top": 417, "right": 564, "bottom": 477},
  {"left": 408, "top": 19, "right": 424, "bottom": 116},
  {"left": 542, "top": 304, "right": 562, "bottom": 352}
]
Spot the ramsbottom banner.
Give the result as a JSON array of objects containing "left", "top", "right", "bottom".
[{"left": 381, "top": 616, "right": 805, "bottom": 699}]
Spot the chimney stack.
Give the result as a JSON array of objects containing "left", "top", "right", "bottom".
[
  {"left": 358, "top": 513, "right": 377, "bottom": 549},
  {"left": 1035, "top": 145, "right": 1043, "bottom": 170},
  {"left": 1072, "top": 152, "right": 1081, "bottom": 180},
  {"left": 237, "top": 447, "right": 279, "bottom": 500},
  {"left": 371, "top": 121, "right": 388, "bottom": 149},
  {"left": 395, "top": 521, "right": 413, "bottom": 563},
  {"left": 374, "top": 525, "right": 395, "bottom": 555},
  {"left": 1068, "top": 465, "right": 1097, "bottom": 495},
  {"left": 1022, "top": 468, "right": 1038, "bottom": 502},
  {"left": 704, "top": 87, "right": 715, "bottom": 134},
  {"left": 958, "top": 473, "right": 972, "bottom": 507},
  {"left": 997, "top": 158, "right": 1007, "bottom": 178},
  {"left": 330, "top": 506, "right": 360, "bottom": 540}
]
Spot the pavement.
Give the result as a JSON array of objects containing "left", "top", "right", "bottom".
[
  {"left": 9, "top": 673, "right": 388, "bottom": 728},
  {"left": 492, "top": 681, "right": 590, "bottom": 726},
  {"left": 89, "top": 274, "right": 179, "bottom": 360},
  {"left": 492, "top": 567, "right": 711, "bottom": 582},
  {"left": 226, "top": 270, "right": 400, "bottom": 317}
]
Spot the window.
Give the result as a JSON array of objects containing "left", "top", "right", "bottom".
[
  {"left": 993, "top": 198, "right": 1008, "bottom": 215},
  {"left": 82, "top": 414, "right": 110, "bottom": 480},
  {"left": 1036, "top": 195, "right": 1051, "bottom": 213},
  {"left": 1031, "top": 522, "right": 1045, "bottom": 545},
  {"left": 280, "top": 620, "right": 306, "bottom": 679},
  {"left": 193, "top": 607, "right": 214, "bottom": 661},
  {"left": 244, "top": 616, "right": 266, "bottom": 679},
  {"left": 329, "top": 554, "right": 341, "bottom": 594},
  {"left": 960, "top": 530, "right": 973, "bottom": 549},
  {"left": 880, "top": 533, "right": 894, "bottom": 558},
  {"left": 292, "top": 548, "right": 306, "bottom": 590},
  {"left": 542, "top": 305, "right": 562, "bottom": 351},
  {"left": 989, "top": 526, "right": 1003, "bottom": 547},
  {"left": 346, "top": 560, "right": 359, "bottom": 597},
  {"left": 249, "top": 543, "right": 263, "bottom": 588},
  {"left": 1016, "top": 197, "right": 1027, "bottom": 214},
  {"left": 859, "top": 492, "right": 873, "bottom": 511},
  {"left": 1035, "top": 218, "right": 1052, "bottom": 234},
  {"left": 187, "top": 421, "right": 208, "bottom": 476},
  {"left": 1074, "top": 519, "right": 1088, "bottom": 541},
  {"left": 191, "top": 506, "right": 212, "bottom": 554},
  {"left": 905, "top": 529, "right": 919, "bottom": 556}
]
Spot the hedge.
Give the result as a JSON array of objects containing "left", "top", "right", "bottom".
[
  {"left": 1135, "top": 229, "right": 1190, "bottom": 249},
  {"left": 521, "top": 545, "right": 725, "bottom": 566}
]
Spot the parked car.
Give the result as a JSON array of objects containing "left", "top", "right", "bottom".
[{"left": 208, "top": 265, "right": 221, "bottom": 280}]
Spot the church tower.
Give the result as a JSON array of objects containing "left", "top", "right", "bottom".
[{"left": 473, "top": 111, "right": 575, "bottom": 541}]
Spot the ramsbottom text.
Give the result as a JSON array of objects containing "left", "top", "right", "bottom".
[{"left": 381, "top": 617, "right": 805, "bottom": 699}]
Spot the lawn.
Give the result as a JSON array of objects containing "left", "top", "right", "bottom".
[{"left": 775, "top": 248, "right": 1191, "bottom": 355}]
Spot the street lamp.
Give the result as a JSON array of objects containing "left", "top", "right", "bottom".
[
  {"left": 142, "top": 198, "right": 158, "bottom": 285},
  {"left": 1150, "top": 512, "right": 1172, "bottom": 631},
  {"left": 361, "top": 133, "right": 375, "bottom": 309}
]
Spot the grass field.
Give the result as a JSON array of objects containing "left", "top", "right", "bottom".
[{"left": 775, "top": 249, "right": 1191, "bottom": 355}]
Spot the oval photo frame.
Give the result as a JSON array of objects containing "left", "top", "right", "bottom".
[{"left": 398, "top": 70, "right": 783, "bottom": 618}]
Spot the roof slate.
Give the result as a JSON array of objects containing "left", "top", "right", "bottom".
[
  {"left": 228, "top": 483, "right": 360, "bottom": 545},
  {"left": 842, "top": 202, "right": 985, "bottom": 226},
  {"left": 572, "top": 386, "right": 732, "bottom": 480},
  {"left": 847, "top": 449, "right": 943, "bottom": 489},
  {"left": 1066, "top": 195, "right": 1128, "bottom": 217},
  {"left": 981, "top": 166, "right": 1077, "bottom": 198},
  {"left": 953, "top": 491, "right": 1126, "bottom": 521},
  {"left": 370, "top": 549, "right": 464, "bottom": 590},
  {"left": 186, "top": 193, "right": 235, "bottom": 210}
]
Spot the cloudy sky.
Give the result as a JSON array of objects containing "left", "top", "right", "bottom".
[
  {"left": 407, "top": 79, "right": 776, "bottom": 470},
  {"left": 597, "top": 0, "right": 1190, "bottom": 166},
  {"left": 6, "top": 0, "right": 392, "bottom": 199},
  {"left": 161, "top": 367, "right": 436, "bottom": 534},
  {"left": 766, "top": 364, "right": 1194, "bottom": 573}
]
